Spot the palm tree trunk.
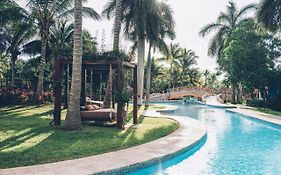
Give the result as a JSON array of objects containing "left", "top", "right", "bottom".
[
  {"left": 137, "top": 38, "right": 145, "bottom": 105},
  {"left": 64, "top": 0, "right": 83, "bottom": 130},
  {"left": 36, "top": 33, "right": 47, "bottom": 102},
  {"left": 145, "top": 44, "right": 152, "bottom": 106},
  {"left": 10, "top": 54, "right": 17, "bottom": 87},
  {"left": 113, "top": 0, "right": 122, "bottom": 52}
]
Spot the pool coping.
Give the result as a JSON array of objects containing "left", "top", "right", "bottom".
[
  {"left": 0, "top": 107, "right": 207, "bottom": 175},
  {"left": 226, "top": 108, "right": 281, "bottom": 126}
]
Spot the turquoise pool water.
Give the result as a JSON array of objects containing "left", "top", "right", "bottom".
[{"left": 128, "top": 103, "right": 281, "bottom": 175}]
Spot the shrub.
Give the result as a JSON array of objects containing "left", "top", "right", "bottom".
[
  {"left": 0, "top": 88, "right": 53, "bottom": 106},
  {"left": 246, "top": 98, "right": 266, "bottom": 108}
]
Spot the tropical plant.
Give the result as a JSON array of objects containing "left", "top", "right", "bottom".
[
  {"left": 64, "top": 0, "right": 83, "bottom": 131},
  {"left": 257, "top": 0, "right": 281, "bottom": 32}
]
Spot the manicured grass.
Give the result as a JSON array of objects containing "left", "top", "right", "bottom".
[
  {"left": 256, "top": 108, "right": 281, "bottom": 117},
  {"left": 0, "top": 104, "right": 178, "bottom": 168}
]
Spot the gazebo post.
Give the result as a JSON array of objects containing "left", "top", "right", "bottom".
[
  {"left": 54, "top": 59, "right": 62, "bottom": 126},
  {"left": 133, "top": 65, "right": 138, "bottom": 124}
]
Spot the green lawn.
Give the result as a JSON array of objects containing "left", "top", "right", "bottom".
[
  {"left": 256, "top": 108, "right": 281, "bottom": 117},
  {"left": 0, "top": 104, "right": 178, "bottom": 168}
]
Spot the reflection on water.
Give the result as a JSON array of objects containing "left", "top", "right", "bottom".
[{"left": 128, "top": 103, "right": 281, "bottom": 175}]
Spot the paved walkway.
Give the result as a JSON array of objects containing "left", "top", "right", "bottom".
[
  {"left": 0, "top": 108, "right": 206, "bottom": 175},
  {"left": 227, "top": 108, "right": 281, "bottom": 126}
]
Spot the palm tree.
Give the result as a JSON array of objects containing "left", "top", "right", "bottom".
[
  {"left": 160, "top": 43, "right": 183, "bottom": 88},
  {"left": 178, "top": 49, "right": 198, "bottom": 86},
  {"left": 64, "top": 0, "right": 83, "bottom": 131},
  {"left": 199, "top": 1, "right": 256, "bottom": 57},
  {"left": 188, "top": 68, "right": 202, "bottom": 86},
  {"left": 0, "top": 0, "right": 26, "bottom": 27},
  {"left": 199, "top": 1, "right": 256, "bottom": 103},
  {"left": 257, "top": 0, "right": 281, "bottom": 32},
  {"left": 203, "top": 70, "right": 211, "bottom": 87},
  {"left": 103, "top": 0, "right": 173, "bottom": 105},
  {"left": 113, "top": 0, "right": 122, "bottom": 51},
  {"left": 26, "top": 0, "right": 100, "bottom": 102},
  {"left": 144, "top": 1, "right": 175, "bottom": 104},
  {"left": 5, "top": 20, "right": 35, "bottom": 86},
  {"left": 49, "top": 20, "right": 74, "bottom": 60}
]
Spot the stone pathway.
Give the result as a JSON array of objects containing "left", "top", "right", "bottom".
[{"left": 0, "top": 109, "right": 206, "bottom": 175}]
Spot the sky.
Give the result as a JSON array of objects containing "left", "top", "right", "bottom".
[{"left": 17, "top": 0, "right": 259, "bottom": 72}]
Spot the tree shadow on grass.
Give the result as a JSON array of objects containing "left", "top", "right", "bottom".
[{"left": 0, "top": 105, "right": 177, "bottom": 168}]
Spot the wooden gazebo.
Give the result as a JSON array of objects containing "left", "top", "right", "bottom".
[{"left": 53, "top": 56, "right": 138, "bottom": 128}]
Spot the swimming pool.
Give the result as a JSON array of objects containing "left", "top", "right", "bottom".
[{"left": 128, "top": 102, "right": 281, "bottom": 175}]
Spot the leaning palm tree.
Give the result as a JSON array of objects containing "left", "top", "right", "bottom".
[
  {"left": 64, "top": 0, "right": 83, "bottom": 131},
  {"left": 257, "top": 0, "right": 281, "bottom": 32},
  {"left": 26, "top": 0, "right": 100, "bottom": 102},
  {"left": 199, "top": 1, "right": 256, "bottom": 57}
]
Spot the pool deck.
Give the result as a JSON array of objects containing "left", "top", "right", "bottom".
[
  {"left": 0, "top": 106, "right": 207, "bottom": 175},
  {"left": 227, "top": 108, "right": 281, "bottom": 126}
]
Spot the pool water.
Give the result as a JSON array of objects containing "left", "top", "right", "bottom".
[{"left": 128, "top": 103, "right": 281, "bottom": 175}]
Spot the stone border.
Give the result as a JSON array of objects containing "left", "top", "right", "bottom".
[
  {"left": 226, "top": 108, "right": 281, "bottom": 126},
  {"left": 0, "top": 107, "right": 207, "bottom": 175}
]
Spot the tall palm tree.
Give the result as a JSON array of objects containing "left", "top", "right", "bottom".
[
  {"left": 257, "top": 0, "right": 281, "bottom": 32},
  {"left": 64, "top": 0, "right": 83, "bottom": 131},
  {"left": 199, "top": 1, "right": 256, "bottom": 57},
  {"left": 103, "top": 0, "right": 173, "bottom": 105},
  {"left": 27, "top": 0, "right": 100, "bottom": 102},
  {"left": 113, "top": 0, "right": 122, "bottom": 51},
  {"left": 144, "top": 1, "right": 175, "bottom": 104},
  {"left": 5, "top": 20, "right": 35, "bottom": 86},
  {"left": 199, "top": 1, "right": 256, "bottom": 103}
]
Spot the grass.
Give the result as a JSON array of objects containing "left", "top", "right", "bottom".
[
  {"left": 0, "top": 104, "right": 178, "bottom": 168},
  {"left": 256, "top": 108, "right": 281, "bottom": 117}
]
